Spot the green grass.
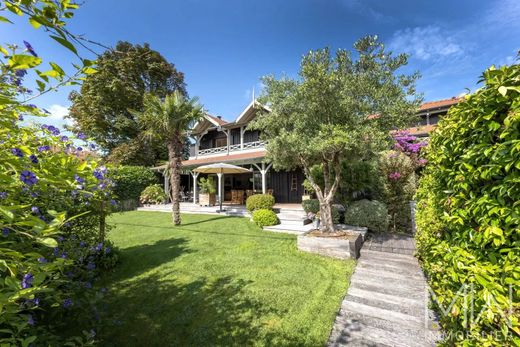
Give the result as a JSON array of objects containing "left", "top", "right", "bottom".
[{"left": 98, "top": 211, "right": 355, "bottom": 346}]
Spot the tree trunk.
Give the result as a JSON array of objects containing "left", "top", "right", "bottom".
[
  {"left": 319, "top": 200, "right": 334, "bottom": 232},
  {"left": 167, "top": 141, "right": 182, "bottom": 225}
]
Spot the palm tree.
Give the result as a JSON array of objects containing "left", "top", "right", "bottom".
[{"left": 135, "top": 91, "right": 204, "bottom": 225}]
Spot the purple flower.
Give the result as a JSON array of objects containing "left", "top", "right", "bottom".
[
  {"left": 37, "top": 145, "right": 51, "bottom": 152},
  {"left": 38, "top": 257, "right": 47, "bottom": 263},
  {"left": 28, "top": 314, "right": 35, "bottom": 326},
  {"left": 30, "top": 191, "right": 38, "bottom": 198},
  {"left": 89, "top": 143, "right": 96, "bottom": 150},
  {"left": 29, "top": 154, "right": 38, "bottom": 164},
  {"left": 79, "top": 241, "right": 86, "bottom": 248},
  {"left": 18, "top": 115, "right": 24, "bottom": 121},
  {"left": 76, "top": 146, "right": 83, "bottom": 152},
  {"left": 84, "top": 282, "right": 92, "bottom": 289},
  {"left": 60, "top": 136, "right": 69, "bottom": 142},
  {"left": 31, "top": 206, "right": 40, "bottom": 214},
  {"left": 74, "top": 174, "right": 84, "bottom": 184},
  {"left": 60, "top": 252, "right": 67, "bottom": 259},
  {"left": 86, "top": 262, "right": 96, "bottom": 271},
  {"left": 21, "top": 273, "right": 34, "bottom": 289},
  {"left": 63, "top": 298, "right": 73, "bottom": 308},
  {"left": 0, "top": 192, "right": 7, "bottom": 199},
  {"left": 42, "top": 124, "right": 60, "bottom": 136},
  {"left": 20, "top": 170, "right": 38, "bottom": 185},
  {"left": 110, "top": 199, "right": 118, "bottom": 206},
  {"left": 94, "top": 243, "right": 103, "bottom": 252},
  {"left": 15, "top": 69, "right": 27, "bottom": 78},
  {"left": 388, "top": 172, "right": 402, "bottom": 181},
  {"left": 53, "top": 247, "right": 59, "bottom": 256},
  {"left": 11, "top": 148, "right": 23, "bottom": 157},
  {"left": 31, "top": 297, "right": 40, "bottom": 306},
  {"left": 105, "top": 247, "right": 111, "bottom": 254},
  {"left": 23, "top": 40, "right": 38, "bottom": 57},
  {"left": 77, "top": 132, "right": 86, "bottom": 140},
  {"left": 2, "top": 228, "right": 9, "bottom": 237}
]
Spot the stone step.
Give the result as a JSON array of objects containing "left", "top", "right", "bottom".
[
  {"left": 346, "top": 294, "right": 426, "bottom": 318},
  {"left": 348, "top": 287, "right": 424, "bottom": 308},
  {"left": 350, "top": 273, "right": 427, "bottom": 294},
  {"left": 361, "top": 249, "right": 418, "bottom": 262},
  {"left": 360, "top": 254, "right": 419, "bottom": 269},
  {"left": 349, "top": 280, "right": 426, "bottom": 301},
  {"left": 263, "top": 223, "right": 312, "bottom": 235},
  {"left": 351, "top": 267, "right": 426, "bottom": 285},
  {"left": 276, "top": 219, "right": 306, "bottom": 226},
  {"left": 357, "top": 258, "right": 424, "bottom": 277},
  {"left": 341, "top": 300, "right": 424, "bottom": 330},
  {"left": 353, "top": 265, "right": 425, "bottom": 283},
  {"left": 276, "top": 212, "right": 306, "bottom": 219}
]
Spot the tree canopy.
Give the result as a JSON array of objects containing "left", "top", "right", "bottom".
[
  {"left": 68, "top": 41, "right": 186, "bottom": 166},
  {"left": 251, "top": 36, "right": 422, "bottom": 231}
]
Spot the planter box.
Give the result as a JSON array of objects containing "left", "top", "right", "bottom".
[
  {"left": 297, "top": 232, "right": 363, "bottom": 259},
  {"left": 336, "top": 224, "right": 368, "bottom": 241},
  {"left": 199, "top": 193, "right": 216, "bottom": 206}
]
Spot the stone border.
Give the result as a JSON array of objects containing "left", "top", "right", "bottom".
[{"left": 297, "top": 232, "right": 363, "bottom": 259}]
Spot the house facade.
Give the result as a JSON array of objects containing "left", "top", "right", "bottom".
[{"left": 172, "top": 97, "right": 461, "bottom": 205}]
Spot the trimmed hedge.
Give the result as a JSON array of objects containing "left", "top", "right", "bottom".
[
  {"left": 252, "top": 209, "right": 279, "bottom": 227},
  {"left": 344, "top": 199, "right": 388, "bottom": 232},
  {"left": 415, "top": 64, "right": 519, "bottom": 345},
  {"left": 110, "top": 166, "right": 158, "bottom": 201},
  {"left": 246, "top": 194, "right": 275, "bottom": 212}
]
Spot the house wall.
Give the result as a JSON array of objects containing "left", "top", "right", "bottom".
[
  {"left": 199, "top": 128, "right": 261, "bottom": 149},
  {"left": 269, "top": 169, "right": 304, "bottom": 204}
]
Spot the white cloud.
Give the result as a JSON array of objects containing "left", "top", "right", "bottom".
[
  {"left": 389, "top": 25, "right": 464, "bottom": 62},
  {"left": 340, "top": 0, "right": 391, "bottom": 22},
  {"left": 47, "top": 104, "right": 69, "bottom": 121}
]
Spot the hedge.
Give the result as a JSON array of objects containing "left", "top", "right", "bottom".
[
  {"left": 344, "top": 199, "right": 388, "bottom": 233},
  {"left": 110, "top": 165, "right": 158, "bottom": 202},
  {"left": 246, "top": 194, "right": 275, "bottom": 212},
  {"left": 415, "top": 63, "right": 519, "bottom": 345},
  {"left": 252, "top": 209, "right": 279, "bottom": 227}
]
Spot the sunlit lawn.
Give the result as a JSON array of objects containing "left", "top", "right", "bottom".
[{"left": 97, "top": 211, "right": 354, "bottom": 346}]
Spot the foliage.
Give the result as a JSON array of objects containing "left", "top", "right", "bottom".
[
  {"left": 250, "top": 36, "right": 421, "bottom": 232},
  {"left": 378, "top": 150, "right": 416, "bottom": 232},
  {"left": 134, "top": 91, "right": 204, "bottom": 225},
  {"left": 109, "top": 166, "right": 158, "bottom": 202},
  {"left": 252, "top": 208, "right": 279, "bottom": 227},
  {"left": 303, "top": 199, "right": 341, "bottom": 223},
  {"left": 338, "top": 159, "right": 382, "bottom": 203},
  {"left": 68, "top": 41, "right": 187, "bottom": 166},
  {"left": 0, "top": 1, "right": 119, "bottom": 344},
  {"left": 246, "top": 194, "right": 275, "bottom": 212},
  {"left": 344, "top": 200, "right": 389, "bottom": 233},
  {"left": 415, "top": 63, "right": 519, "bottom": 346},
  {"left": 392, "top": 130, "right": 428, "bottom": 171},
  {"left": 198, "top": 176, "right": 216, "bottom": 194},
  {"left": 98, "top": 212, "right": 355, "bottom": 345},
  {"left": 139, "top": 185, "right": 167, "bottom": 205}
]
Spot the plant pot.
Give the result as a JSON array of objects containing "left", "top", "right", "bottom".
[
  {"left": 199, "top": 193, "right": 216, "bottom": 206},
  {"left": 302, "top": 194, "right": 311, "bottom": 201},
  {"left": 297, "top": 232, "right": 363, "bottom": 259}
]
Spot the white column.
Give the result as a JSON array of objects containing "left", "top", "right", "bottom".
[
  {"left": 191, "top": 171, "right": 199, "bottom": 205},
  {"left": 164, "top": 170, "right": 170, "bottom": 202},
  {"left": 226, "top": 130, "right": 231, "bottom": 154},
  {"left": 194, "top": 135, "right": 200, "bottom": 158},
  {"left": 253, "top": 163, "right": 272, "bottom": 194},
  {"left": 240, "top": 126, "right": 245, "bottom": 149},
  {"left": 217, "top": 172, "right": 223, "bottom": 205}
]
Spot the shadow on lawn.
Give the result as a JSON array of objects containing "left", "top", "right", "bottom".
[{"left": 99, "top": 274, "right": 293, "bottom": 346}]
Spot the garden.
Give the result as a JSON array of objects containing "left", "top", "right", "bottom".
[{"left": 1, "top": 1, "right": 518, "bottom": 346}]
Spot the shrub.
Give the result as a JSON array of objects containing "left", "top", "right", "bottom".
[
  {"left": 378, "top": 150, "right": 416, "bottom": 232},
  {"left": 246, "top": 194, "right": 275, "bottom": 212},
  {"left": 198, "top": 176, "right": 216, "bottom": 194},
  {"left": 140, "top": 185, "right": 167, "bottom": 204},
  {"left": 110, "top": 166, "right": 158, "bottom": 202},
  {"left": 415, "top": 63, "right": 519, "bottom": 345},
  {"left": 252, "top": 209, "right": 279, "bottom": 227},
  {"left": 344, "top": 200, "right": 389, "bottom": 232},
  {"left": 303, "top": 199, "right": 341, "bottom": 223}
]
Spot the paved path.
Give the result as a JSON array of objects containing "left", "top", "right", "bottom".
[{"left": 328, "top": 234, "right": 440, "bottom": 347}]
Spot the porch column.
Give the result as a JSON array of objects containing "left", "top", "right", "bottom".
[
  {"left": 240, "top": 126, "right": 245, "bottom": 149},
  {"left": 217, "top": 172, "right": 223, "bottom": 206},
  {"left": 194, "top": 135, "right": 200, "bottom": 158},
  {"left": 164, "top": 169, "right": 170, "bottom": 203},
  {"left": 225, "top": 130, "right": 231, "bottom": 154},
  {"left": 253, "top": 162, "right": 272, "bottom": 194},
  {"left": 191, "top": 171, "right": 199, "bottom": 205}
]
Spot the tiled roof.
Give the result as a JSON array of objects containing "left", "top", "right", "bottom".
[
  {"left": 206, "top": 114, "right": 228, "bottom": 126},
  {"left": 181, "top": 150, "right": 266, "bottom": 167},
  {"left": 419, "top": 97, "right": 462, "bottom": 111},
  {"left": 405, "top": 124, "right": 437, "bottom": 135}
]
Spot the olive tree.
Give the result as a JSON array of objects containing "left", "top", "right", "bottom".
[{"left": 251, "top": 36, "right": 421, "bottom": 232}]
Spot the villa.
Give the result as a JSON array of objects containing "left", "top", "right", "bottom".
[{"left": 162, "top": 96, "right": 461, "bottom": 205}]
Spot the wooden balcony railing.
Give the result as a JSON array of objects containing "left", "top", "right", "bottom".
[{"left": 197, "top": 140, "right": 265, "bottom": 156}]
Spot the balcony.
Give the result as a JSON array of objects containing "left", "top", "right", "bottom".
[{"left": 195, "top": 140, "right": 265, "bottom": 157}]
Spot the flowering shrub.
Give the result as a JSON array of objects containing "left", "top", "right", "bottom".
[
  {"left": 378, "top": 150, "right": 416, "bottom": 232},
  {"left": 392, "top": 130, "right": 428, "bottom": 171},
  {"left": 140, "top": 184, "right": 167, "bottom": 205},
  {"left": 0, "top": 1, "right": 117, "bottom": 345},
  {"left": 415, "top": 63, "right": 519, "bottom": 345}
]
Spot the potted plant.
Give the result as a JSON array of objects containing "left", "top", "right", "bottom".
[
  {"left": 198, "top": 176, "right": 216, "bottom": 206},
  {"left": 140, "top": 184, "right": 167, "bottom": 206}
]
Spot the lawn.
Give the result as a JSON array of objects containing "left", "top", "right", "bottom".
[{"left": 97, "top": 211, "right": 355, "bottom": 346}]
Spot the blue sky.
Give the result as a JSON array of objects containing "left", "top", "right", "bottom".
[{"left": 2, "top": 0, "right": 519, "bottom": 127}]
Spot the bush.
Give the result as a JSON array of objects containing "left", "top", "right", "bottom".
[
  {"left": 246, "top": 194, "right": 275, "bottom": 212},
  {"left": 303, "top": 199, "right": 341, "bottom": 223},
  {"left": 140, "top": 185, "right": 167, "bottom": 204},
  {"left": 415, "top": 63, "right": 519, "bottom": 345},
  {"left": 344, "top": 200, "right": 389, "bottom": 232},
  {"left": 252, "top": 209, "right": 279, "bottom": 227},
  {"left": 110, "top": 166, "right": 158, "bottom": 202}
]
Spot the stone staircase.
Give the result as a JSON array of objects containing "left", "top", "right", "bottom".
[
  {"left": 263, "top": 207, "right": 313, "bottom": 234},
  {"left": 327, "top": 248, "right": 441, "bottom": 347}
]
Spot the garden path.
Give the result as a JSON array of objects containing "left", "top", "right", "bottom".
[{"left": 327, "top": 234, "right": 441, "bottom": 347}]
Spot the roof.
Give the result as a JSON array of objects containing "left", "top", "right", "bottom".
[
  {"left": 181, "top": 150, "right": 266, "bottom": 168},
  {"left": 419, "top": 97, "right": 462, "bottom": 111},
  {"left": 206, "top": 114, "right": 228, "bottom": 126},
  {"left": 404, "top": 124, "right": 437, "bottom": 136}
]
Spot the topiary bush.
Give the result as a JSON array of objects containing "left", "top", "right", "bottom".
[
  {"left": 110, "top": 166, "right": 158, "bottom": 209},
  {"left": 415, "top": 63, "right": 519, "bottom": 345},
  {"left": 344, "top": 199, "right": 389, "bottom": 232},
  {"left": 140, "top": 185, "right": 167, "bottom": 205},
  {"left": 252, "top": 209, "right": 279, "bottom": 227},
  {"left": 246, "top": 194, "right": 275, "bottom": 212}
]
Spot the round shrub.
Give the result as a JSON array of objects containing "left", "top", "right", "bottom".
[
  {"left": 246, "top": 194, "right": 275, "bottom": 212},
  {"left": 252, "top": 209, "right": 279, "bottom": 227},
  {"left": 344, "top": 199, "right": 389, "bottom": 232},
  {"left": 415, "top": 64, "right": 519, "bottom": 345},
  {"left": 140, "top": 185, "right": 167, "bottom": 204},
  {"left": 109, "top": 165, "right": 158, "bottom": 202}
]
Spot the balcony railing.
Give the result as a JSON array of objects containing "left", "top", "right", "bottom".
[{"left": 197, "top": 140, "right": 265, "bottom": 156}]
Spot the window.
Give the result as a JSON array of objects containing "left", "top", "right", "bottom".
[{"left": 215, "top": 138, "right": 227, "bottom": 147}]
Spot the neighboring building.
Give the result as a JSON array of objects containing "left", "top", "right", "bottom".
[{"left": 171, "top": 97, "right": 461, "bottom": 204}]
